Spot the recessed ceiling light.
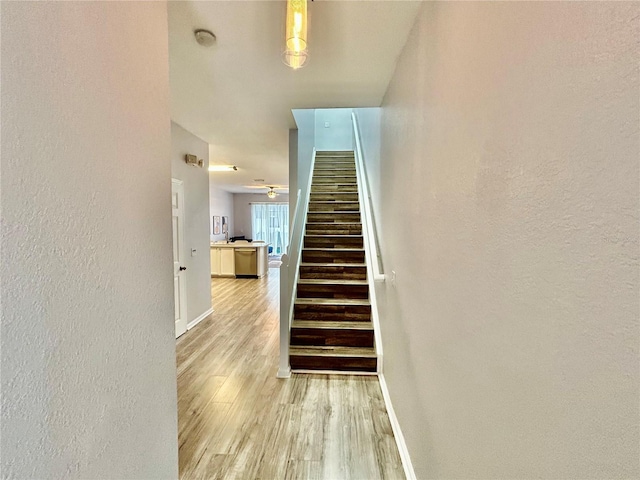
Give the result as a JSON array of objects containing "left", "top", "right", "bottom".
[
  {"left": 194, "top": 29, "right": 216, "bottom": 47},
  {"left": 208, "top": 165, "right": 237, "bottom": 172}
]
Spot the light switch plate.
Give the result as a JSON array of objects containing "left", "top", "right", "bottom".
[
  {"left": 324, "top": 122, "right": 330, "bottom": 128},
  {"left": 191, "top": 248, "right": 197, "bottom": 257}
]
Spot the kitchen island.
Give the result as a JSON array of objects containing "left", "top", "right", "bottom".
[{"left": 210, "top": 241, "right": 269, "bottom": 278}]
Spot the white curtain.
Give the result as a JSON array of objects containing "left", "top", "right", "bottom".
[{"left": 251, "top": 203, "right": 289, "bottom": 254}]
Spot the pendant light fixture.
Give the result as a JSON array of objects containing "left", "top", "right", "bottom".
[
  {"left": 267, "top": 187, "right": 277, "bottom": 199},
  {"left": 283, "top": 0, "right": 308, "bottom": 70}
]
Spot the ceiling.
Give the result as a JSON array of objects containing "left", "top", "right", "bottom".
[{"left": 168, "top": 1, "right": 421, "bottom": 193}]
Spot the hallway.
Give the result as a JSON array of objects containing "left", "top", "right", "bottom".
[{"left": 176, "top": 270, "right": 404, "bottom": 479}]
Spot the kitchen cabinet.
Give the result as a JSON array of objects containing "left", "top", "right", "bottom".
[
  {"left": 210, "top": 247, "right": 235, "bottom": 277},
  {"left": 211, "top": 243, "right": 269, "bottom": 278},
  {"left": 220, "top": 248, "right": 235, "bottom": 276}
]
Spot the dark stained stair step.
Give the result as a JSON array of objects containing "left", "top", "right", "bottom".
[
  {"left": 297, "top": 279, "right": 369, "bottom": 299},
  {"left": 307, "top": 212, "right": 361, "bottom": 223},
  {"left": 299, "top": 263, "right": 366, "bottom": 280},
  {"left": 304, "top": 235, "right": 363, "bottom": 248},
  {"left": 308, "top": 201, "right": 360, "bottom": 212},
  {"left": 305, "top": 222, "right": 362, "bottom": 235},
  {"left": 302, "top": 248, "right": 365, "bottom": 264},
  {"left": 289, "top": 346, "right": 376, "bottom": 372},
  {"left": 310, "top": 192, "right": 359, "bottom": 202},
  {"left": 294, "top": 298, "right": 371, "bottom": 321},
  {"left": 311, "top": 184, "right": 358, "bottom": 193},
  {"left": 313, "top": 165, "right": 356, "bottom": 171},
  {"left": 313, "top": 169, "right": 356, "bottom": 176},
  {"left": 291, "top": 321, "right": 374, "bottom": 347},
  {"left": 313, "top": 176, "right": 357, "bottom": 184}
]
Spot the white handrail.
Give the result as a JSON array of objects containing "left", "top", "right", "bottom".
[
  {"left": 352, "top": 112, "right": 384, "bottom": 281},
  {"left": 352, "top": 111, "right": 385, "bottom": 374},
  {"left": 277, "top": 149, "right": 317, "bottom": 378}
]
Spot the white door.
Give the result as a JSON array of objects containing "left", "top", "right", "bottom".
[{"left": 172, "top": 179, "right": 188, "bottom": 338}]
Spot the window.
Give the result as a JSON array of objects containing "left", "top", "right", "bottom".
[{"left": 251, "top": 203, "right": 289, "bottom": 254}]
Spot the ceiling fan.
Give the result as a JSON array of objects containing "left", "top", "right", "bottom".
[{"left": 243, "top": 184, "right": 288, "bottom": 198}]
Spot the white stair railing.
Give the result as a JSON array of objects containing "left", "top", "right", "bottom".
[
  {"left": 277, "top": 149, "right": 317, "bottom": 378},
  {"left": 352, "top": 112, "right": 385, "bottom": 373}
]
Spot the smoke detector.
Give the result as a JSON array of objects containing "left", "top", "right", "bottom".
[{"left": 194, "top": 29, "right": 216, "bottom": 47}]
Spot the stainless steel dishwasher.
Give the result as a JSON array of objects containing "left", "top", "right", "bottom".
[{"left": 234, "top": 247, "right": 257, "bottom": 278}]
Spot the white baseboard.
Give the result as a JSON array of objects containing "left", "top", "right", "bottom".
[
  {"left": 378, "top": 374, "right": 416, "bottom": 480},
  {"left": 291, "top": 369, "right": 377, "bottom": 376},
  {"left": 187, "top": 307, "right": 214, "bottom": 331}
]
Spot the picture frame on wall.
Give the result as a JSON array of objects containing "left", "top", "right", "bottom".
[
  {"left": 222, "top": 216, "right": 229, "bottom": 234},
  {"left": 213, "top": 216, "right": 221, "bottom": 235}
]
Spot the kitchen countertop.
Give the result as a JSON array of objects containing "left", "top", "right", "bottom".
[{"left": 210, "top": 242, "right": 270, "bottom": 248}]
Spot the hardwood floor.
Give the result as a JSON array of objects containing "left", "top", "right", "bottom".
[{"left": 176, "top": 270, "right": 405, "bottom": 480}]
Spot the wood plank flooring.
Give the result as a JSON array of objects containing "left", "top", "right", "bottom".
[{"left": 176, "top": 270, "right": 404, "bottom": 480}]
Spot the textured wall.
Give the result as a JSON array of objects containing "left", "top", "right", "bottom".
[
  {"left": 377, "top": 2, "right": 639, "bottom": 478},
  {"left": 0, "top": 2, "right": 178, "bottom": 478},
  {"left": 171, "top": 122, "right": 213, "bottom": 324}
]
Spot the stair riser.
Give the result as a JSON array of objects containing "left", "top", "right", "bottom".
[
  {"left": 294, "top": 304, "right": 371, "bottom": 321},
  {"left": 313, "top": 169, "right": 356, "bottom": 175},
  {"left": 302, "top": 249, "right": 365, "bottom": 264},
  {"left": 297, "top": 283, "right": 369, "bottom": 299},
  {"left": 306, "top": 224, "right": 362, "bottom": 235},
  {"left": 313, "top": 164, "right": 356, "bottom": 171},
  {"left": 310, "top": 193, "right": 359, "bottom": 202},
  {"left": 308, "top": 203, "right": 360, "bottom": 212},
  {"left": 299, "top": 265, "right": 366, "bottom": 280},
  {"left": 313, "top": 176, "right": 356, "bottom": 184},
  {"left": 291, "top": 329, "right": 374, "bottom": 347},
  {"left": 315, "top": 154, "right": 354, "bottom": 159},
  {"left": 304, "top": 236, "right": 363, "bottom": 248},
  {"left": 311, "top": 185, "right": 358, "bottom": 193},
  {"left": 290, "top": 355, "right": 376, "bottom": 372},
  {"left": 307, "top": 213, "right": 361, "bottom": 223}
]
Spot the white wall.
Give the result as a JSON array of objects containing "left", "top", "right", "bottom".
[
  {"left": 209, "top": 183, "right": 234, "bottom": 241},
  {"left": 377, "top": 2, "right": 639, "bottom": 478},
  {"left": 171, "top": 122, "right": 212, "bottom": 324},
  {"left": 1, "top": 2, "right": 178, "bottom": 478},
  {"left": 314, "top": 108, "right": 354, "bottom": 151},
  {"left": 233, "top": 193, "right": 290, "bottom": 240}
]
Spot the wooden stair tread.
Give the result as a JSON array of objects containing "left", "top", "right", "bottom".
[
  {"left": 294, "top": 298, "right": 370, "bottom": 306},
  {"left": 289, "top": 346, "right": 376, "bottom": 358},
  {"left": 302, "top": 247, "right": 364, "bottom": 252},
  {"left": 304, "top": 234, "right": 362, "bottom": 238},
  {"left": 306, "top": 222, "right": 362, "bottom": 226},
  {"left": 307, "top": 211, "right": 360, "bottom": 214},
  {"left": 292, "top": 320, "right": 373, "bottom": 330},
  {"left": 300, "top": 262, "right": 366, "bottom": 267},
  {"left": 297, "top": 279, "right": 367, "bottom": 285}
]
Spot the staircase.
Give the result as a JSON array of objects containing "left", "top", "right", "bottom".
[{"left": 289, "top": 151, "right": 377, "bottom": 373}]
